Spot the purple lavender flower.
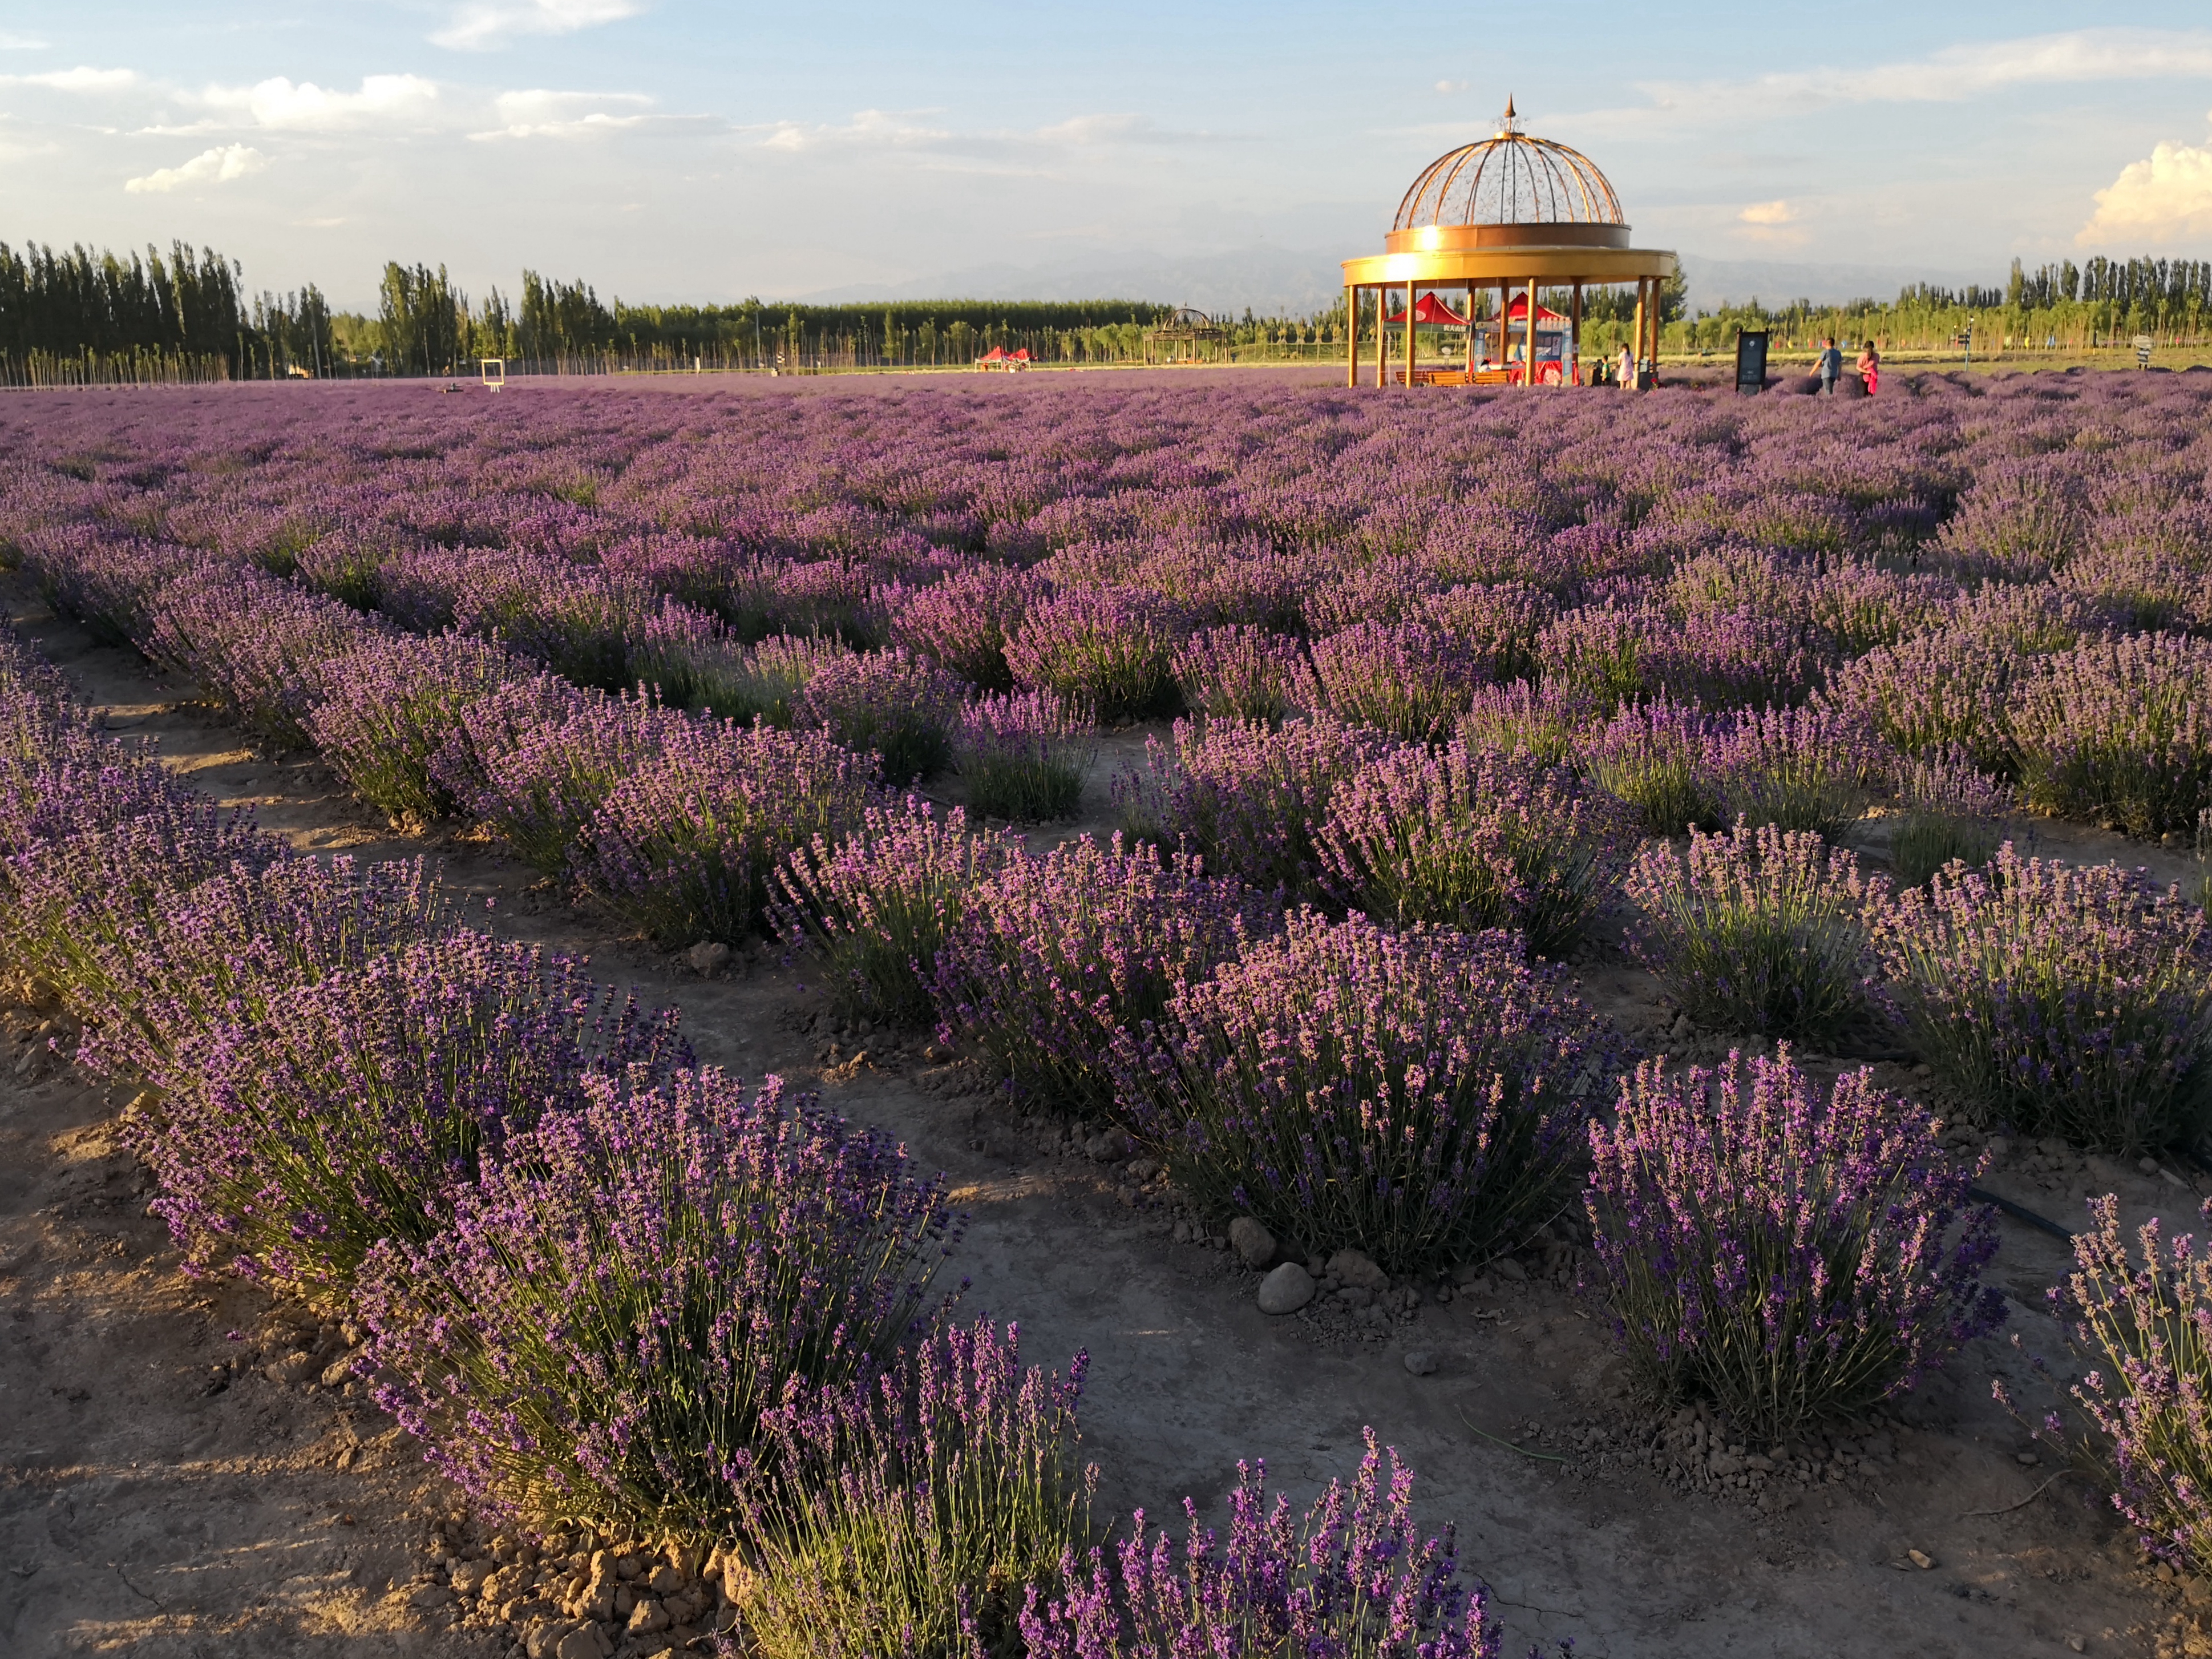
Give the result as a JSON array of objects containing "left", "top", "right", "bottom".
[
  {"left": 355, "top": 1065, "right": 961, "bottom": 1535},
  {"left": 129, "top": 929, "right": 686, "bottom": 1296},
  {"left": 1624, "top": 818, "right": 1885, "bottom": 1046},
  {"left": 2010, "top": 632, "right": 2212, "bottom": 837},
  {"left": 891, "top": 563, "right": 1047, "bottom": 691},
  {"left": 1118, "top": 910, "right": 1619, "bottom": 1275},
  {"left": 1586, "top": 1049, "right": 2005, "bottom": 1439},
  {"left": 1315, "top": 738, "right": 1637, "bottom": 958},
  {"left": 1870, "top": 846, "right": 2212, "bottom": 1151},
  {"left": 1020, "top": 1429, "right": 1502, "bottom": 1659}
]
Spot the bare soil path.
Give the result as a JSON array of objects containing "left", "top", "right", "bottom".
[{"left": 2, "top": 578, "right": 2206, "bottom": 1658}]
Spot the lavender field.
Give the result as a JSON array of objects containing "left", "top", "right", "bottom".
[{"left": 1, "top": 367, "right": 2210, "bottom": 1659}]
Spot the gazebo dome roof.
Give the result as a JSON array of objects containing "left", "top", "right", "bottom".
[{"left": 1387, "top": 98, "right": 1628, "bottom": 253}]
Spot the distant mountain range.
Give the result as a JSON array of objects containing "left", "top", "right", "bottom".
[{"left": 795, "top": 248, "right": 1992, "bottom": 318}]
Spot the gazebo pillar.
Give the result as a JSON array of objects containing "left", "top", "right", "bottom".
[
  {"left": 1403, "top": 284, "right": 1415, "bottom": 387},
  {"left": 1524, "top": 277, "right": 1537, "bottom": 387},
  {"left": 1571, "top": 281, "right": 1583, "bottom": 386},
  {"left": 1631, "top": 278, "right": 1648, "bottom": 389}
]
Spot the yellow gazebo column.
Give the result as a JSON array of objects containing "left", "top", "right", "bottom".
[
  {"left": 1404, "top": 284, "right": 1415, "bottom": 387},
  {"left": 1464, "top": 286, "right": 1475, "bottom": 377},
  {"left": 1631, "top": 278, "right": 1648, "bottom": 389},
  {"left": 1571, "top": 280, "right": 1583, "bottom": 386},
  {"left": 1524, "top": 276, "right": 1537, "bottom": 387},
  {"left": 1375, "top": 289, "right": 1385, "bottom": 388}
]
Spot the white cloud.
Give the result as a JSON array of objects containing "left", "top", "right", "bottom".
[
  {"left": 432, "top": 0, "right": 642, "bottom": 51},
  {"left": 1738, "top": 199, "right": 1796, "bottom": 225},
  {"left": 124, "top": 142, "right": 264, "bottom": 193},
  {"left": 1435, "top": 79, "right": 1467, "bottom": 94},
  {"left": 1625, "top": 29, "right": 2212, "bottom": 122},
  {"left": 470, "top": 86, "right": 719, "bottom": 139},
  {"left": 0, "top": 65, "right": 140, "bottom": 92},
  {"left": 2079, "top": 119, "right": 2212, "bottom": 245},
  {"left": 759, "top": 109, "right": 951, "bottom": 153},
  {"left": 0, "top": 32, "right": 50, "bottom": 50},
  {"left": 198, "top": 74, "right": 440, "bottom": 132}
]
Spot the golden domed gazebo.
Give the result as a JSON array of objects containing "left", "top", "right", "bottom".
[{"left": 1342, "top": 99, "right": 1676, "bottom": 388}]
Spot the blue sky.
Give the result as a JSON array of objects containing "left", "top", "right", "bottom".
[{"left": 4, "top": 2, "right": 2211, "bottom": 312}]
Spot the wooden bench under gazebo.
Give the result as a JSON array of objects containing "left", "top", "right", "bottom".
[{"left": 1343, "top": 98, "right": 1677, "bottom": 389}]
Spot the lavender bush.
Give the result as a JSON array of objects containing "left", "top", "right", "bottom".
[
  {"left": 2010, "top": 632, "right": 2212, "bottom": 837},
  {"left": 1308, "top": 620, "right": 1486, "bottom": 743},
  {"left": 1020, "top": 1430, "right": 1502, "bottom": 1659},
  {"left": 738, "top": 1321, "right": 1093, "bottom": 1658},
  {"left": 1171, "top": 624, "right": 1319, "bottom": 722},
  {"left": 131, "top": 930, "right": 685, "bottom": 1296},
  {"left": 1870, "top": 847, "right": 2212, "bottom": 1151},
  {"left": 1006, "top": 586, "right": 1186, "bottom": 723},
  {"left": 790, "top": 645, "right": 966, "bottom": 783},
  {"left": 2054, "top": 1196, "right": 2212, "bottom": 1572},
  {"left": 778, "top": 801, "right": 1021, "bottom": 1028},
  {"left": 304, "top": 631, "right": 523, "bottom": 821},
  {"left": 891, "top": 564, "right": 1046, "bottom": 691},
  {"left": 1886, "top": 745, "right": 2014, "bottom": 889},
  {"left": 1625, "top": 820, "right": 1883, "bottom": 1046},
  {"left": 355, "top": 1067, "right": 960, "bottom": 1536},
  {"left": 954, "top": 691, "right": 1094, "bottom": 822},
  {"left": 1119, "top": 910, "right": 1616, "bottom": 1275},
  {"left": 581, "top": 720, "right": 876, "bottom": 945},
  {"left": 1706, "top": 705, "right": 1887, "bottom": 842},
  {"left": 1576, "top": 697, "right": 1725, "bottom": 837},
  {"left": 1115, "top": 714, "right": 1397, "bottom": 895},
  {"left": 1585, "top": 1051, "right": 2005, "bottom": 1439},
  {"left": 932, "top": 835, "right": 1253, "bottom": 1118},
  {"left": 1315, "top": 740, "right": 1636, "bottom": 958}
]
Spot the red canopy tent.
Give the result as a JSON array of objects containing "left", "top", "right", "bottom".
[
  {"left": 974, "top": 346, "right": 1033, "bottom": 371},
  {"left": 1499, "top": 293, "right": 1569, "bottom": 326},
  {"left": 1386, "top": 290, "right": 1471, "bottom": 326}
]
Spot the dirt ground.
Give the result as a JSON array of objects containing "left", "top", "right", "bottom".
[{"left": 3, "top": 577, "right": 2209, "bottom": 1658}]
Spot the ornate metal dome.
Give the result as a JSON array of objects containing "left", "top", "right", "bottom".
[{"left": 1386, "top": 98, "right": 1627, "bottom": 253}]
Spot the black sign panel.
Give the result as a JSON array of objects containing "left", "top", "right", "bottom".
[{"left": 1735, "top": 330, "right": 1769, "bottom": 396}]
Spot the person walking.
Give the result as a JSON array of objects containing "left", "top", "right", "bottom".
[
  {"left": 1856, "top": 337, "right": 1881, "bottom": 397},
  {"left": 1817, "top": 336, "right": 1842, "bottom": 396},
  {"left": 1616, "top": 341, "right": 1635, "bottom": 390}
]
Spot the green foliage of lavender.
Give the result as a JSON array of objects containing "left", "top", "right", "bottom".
[
  {"left": 778, "top": 801, "right": 1021, "bottom": 1028},
  {"left": 1586, "top": 1051, "right": 2004, "bottom": 1439},
  {"left": 1870, "top": 847, "right": 2212, "bottom": 1152},
  {"left": 1316, "top": 738, "right": 1635, "bottom": 958},
  {"left": 737, "top": 1322, "right": 1092, "bottom": 1658},
  {"left": 956, "top": 691, "right": 1094, "bottom": 823},
  {"left": 1625, "top": 819, "right": 1883, "bottom": 1047},
  {"left": 1120, "top": 910, "right": 1617, "bottom": 1276}
]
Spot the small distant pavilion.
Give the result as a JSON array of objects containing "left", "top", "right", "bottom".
[{"left": 1341, "top": 98, "right": 1677, "bottom": 388}]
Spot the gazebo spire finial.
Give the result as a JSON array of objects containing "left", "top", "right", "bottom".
[{"left": 1498, "top": 94, "right": 1520, "bottom": 136}]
